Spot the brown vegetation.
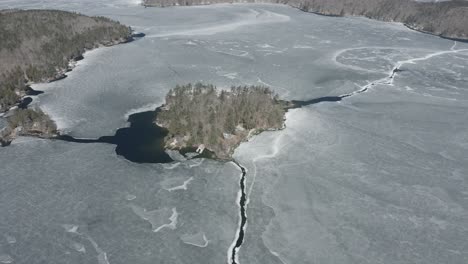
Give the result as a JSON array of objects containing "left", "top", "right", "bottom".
[
  {"left": 142, "top": 0, "right": 468, "bottom": 40},
  {"left": 0, "top": 9, "right": 132, "bottom": 112},
  {"left": 0, "top": 108, "right": 57, "bottom": 146},
  {"left": 156, "top": 83, "right": 287, "bottom": 159}
]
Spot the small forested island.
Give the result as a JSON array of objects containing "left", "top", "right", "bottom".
[
  {"left": 0, "top": 9, "right": 134, "bottom": 145},
  {"left": 156, "top": 83, "right": 289, "bottom": 159}
]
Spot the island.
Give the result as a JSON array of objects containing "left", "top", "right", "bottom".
[
  {"left": 0, "top": 9, "right": 134, "bottom": 145},
  {"left": 142, "top": 0, "right": 468, "bottom": 41},
  {"left": 156, "top": 83, "right": 289, "bottom": 159}
]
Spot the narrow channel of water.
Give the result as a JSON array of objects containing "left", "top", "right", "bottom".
[{"left": 230, "top": 161, "right": 247, "bottom": 264}]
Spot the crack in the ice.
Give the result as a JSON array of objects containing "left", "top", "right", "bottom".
[
  {"left": 230, "top": 41, "right": 468, "bottom": 264},
  {"left": 339, "top": 43, "right": 468, "bottom": 99},
  {"left": 294, "top": 43, "right": 468, "bottom": 106},
  {"left": 228, "top": 160, "right": 247, "bottom": 264}
]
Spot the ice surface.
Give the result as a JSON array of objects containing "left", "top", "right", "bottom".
[
  {"left": 72, "top": 242, "right": 86, "bottom": 253},
  {"left": 161, "top": 176, "right": 194, "bottom": 191},
  {"left": 3, "top": 235, "right": 16, "bottom": 244},
  {"left": 0, "top": 2, "right": 468, "bottom": 264},
  {"left": 0, "top": 2, "right": 457, "bottom": 137},
  {"left": 0, "top": 255, "right": 13, "bottom": 264},
  {"left": 130, "top": 204, "right": 177, "bottom": 232},
  {"left": 234, "top": 51, "right": 468, "bottom": 264},
  {"left": 181, "top": 232, "right": 209, "bottom": 247},
  {"left": 0, "top": 140, "right": 239, "bottom": 263}
]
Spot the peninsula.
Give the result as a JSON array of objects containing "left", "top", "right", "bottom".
[
  {"left": 0, "top": 9, "right": 134, "bottom": 145},
  {"left": 156, "top": 83, "right": 288, "bottom": 159}
]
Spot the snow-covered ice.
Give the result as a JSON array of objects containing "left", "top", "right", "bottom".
[
  {"left": 1, "top": 2, "right": 468, "bottom": 264},
  {"left": 0, "top": 141, "right": 239, "bottom": 263},
  {"left": 181, "top": 232, "right": 209, "bottom": 247}
]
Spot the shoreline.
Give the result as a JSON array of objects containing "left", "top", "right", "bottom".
[
  {"left": 53, "top": 94, "right": 345, "bottom": 164},
  {"left": 0, "top": 32, "right": 145, "bottom": 145},
  {"left": 0, "top": 31, "right": 145, "bottom": 115},
  {"left": 141, "top": 2, "right": 468, "bottom": 42}
]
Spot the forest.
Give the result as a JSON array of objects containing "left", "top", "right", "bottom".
[
  {"left": 143, "top": 0, "right": 468, "bottom": 41},
  {"left": 156, "top": 83, "right": 287, "bottom": 159},
  {"left": 0, "top": 9, "right": 132, "bottom": 112}
]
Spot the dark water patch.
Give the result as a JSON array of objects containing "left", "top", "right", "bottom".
[
  {"left": 49, "top": 74, "right": 67, "bottom": 83},
  {"left": 52, "top": 93, "right": 354, "bottom": 263},
  {"left": 57, "top": 110, "right": 173, "bottom": 164},
  {"left": 25, "top": 86, "right": 44, "bottom": 96},
  {"left": 231, "top": 161, "right": 247, "bottom": 264},
  {"left": 18, "top": 97, "right": 33, "bottom": 109},
  {"left": 440, "top": 36, "right": 468, "bottom": 44},
  {"left": 132, "top": 32, "right": 146, "bottom": 38},
  {"left": 74, "top": 55, "right": 84, "bottom": 61},
  {"left": 289, "top": 96, "right": 344, "bottom": 109},
  {"left": 56, "top": 94, "right": 353, "bottom": 164},
  {"left": 0, "top": 137, "right": 12, "bottom": 147},
  {"left": 403, "top": 24, "right": 468, "bottom": 44},
  {"left": 55, "top": 135, "right": 100, "bottom": 144},
  {"left": 123, "top": 32, "right": 146, "bottom": 44},
  {"left": 108, "top": 110, "right": 172, "bottom": 163}
]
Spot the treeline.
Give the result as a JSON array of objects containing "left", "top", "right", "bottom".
[
  {"left": 157, "top": 83, "right": 286, "bottom": 158},
  {"left": 142, "top": 0, "right": 468, "bottom": 40},
  {"left": 0, "top": 9, "right": 132, "bottom": 112}
]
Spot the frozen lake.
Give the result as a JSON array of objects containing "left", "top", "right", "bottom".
[{"left": 1, "top": 1, "right": 467, "bottom": 264}]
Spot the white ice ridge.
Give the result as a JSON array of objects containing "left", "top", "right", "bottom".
[
  {"left": 268, "top": 250, "right": 288, "bottom": 264},
  {"left": 165, "top": 177, "right": 194, "bottom": 191},
  {"left": 130, "top": 205, "right": 178, "bottom": 232},
  {"left": 162, "top": 162, "right": 181, "bottom": 170},
  {"left": 147, "top": 9, "right": 289, "bottom": 38},
  {"left": 60, "top": 224, "right": 110, "bottom": 264},
  {"left": 72, "top": 242, "right": 86, "bottom": 253},
  {"left": 125, "top": 194, "right": 137, "bottom": 201},
  {"left": 4, "top": 235, "right": 16, "bottom": 244},
  {"left": 181, "top": 232, "right": 210, "bottom": 247},
  {"left": 0, "top": 254, "right": 13, "bottom": 264},
  {"left": 189, "top": 158, "right": 205, "bottom": 168},
  {"left": 153, "top": 208, "right": 178, "bottom": 233},
  {"left": 339, "top": 44, "right": 468, "bottom": 98},
  {"left": 87, "top": 235, "right": 110, "bottom": 264},
  {"left": 332, "top": 47, "right": 396, "bottom": 74},
  {"left": 123, "top": 103, "right": 161, "bottom": 120},
  {"left": 62, "top": 224, "right": 79, "bottom": 234}
]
